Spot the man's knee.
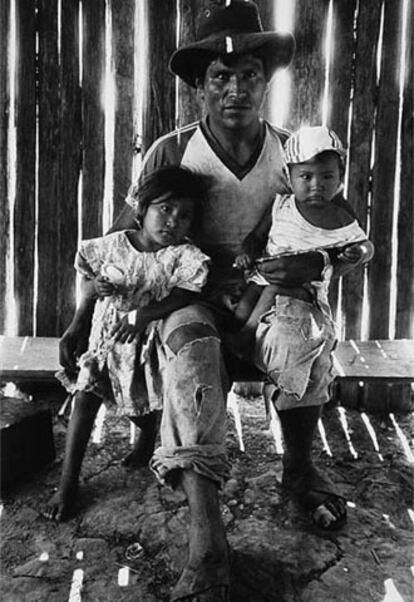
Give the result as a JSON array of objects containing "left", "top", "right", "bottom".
[{"left": 166, "top": 323, "right": 219, "bottom": 354}]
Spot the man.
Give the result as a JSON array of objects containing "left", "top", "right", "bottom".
[{"left": 55, "top": 2, "right": 369, "bottom": 600}]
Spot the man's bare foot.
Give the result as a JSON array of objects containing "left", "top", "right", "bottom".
[
  {"left": 171, "top": 521, "right": 229, "bottom": 601},
  {"left": 42, "top": 482, "right": 78, "bottom": 522}
]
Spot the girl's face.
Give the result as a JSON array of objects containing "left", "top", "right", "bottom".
[
  {"left": 289, "top": 153, "right": 342, "bottom": 207},
  {"left": 138, "top": 194, "right": 195, "bottom": 251}
]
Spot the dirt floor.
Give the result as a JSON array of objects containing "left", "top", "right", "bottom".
[{"left": 1, "top": 384, "right": 413, "bottom": 602}]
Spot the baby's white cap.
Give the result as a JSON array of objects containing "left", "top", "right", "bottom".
[{"left": 284, "top": 125, "right": 346, "bottom": 164}]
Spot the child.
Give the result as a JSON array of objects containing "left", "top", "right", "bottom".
[
  {"left": 44, "top": 166, "right": 210, "bottom": 521},
  {"left": 231, "top": 125, "right": 374, "bottom": 398}
]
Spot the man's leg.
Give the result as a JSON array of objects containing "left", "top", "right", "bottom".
[
  {"left": 150, "top": 306, "right": 230, "bottom": 601},
  {"left": 43, "top": 391, "right": 102, "bottom": 521},
  {"left": 277, "top": 402, "right": 347, "bottom": 529},
  {"left": 171, "top": 471, "right": 229, "bottom": 602},
  {"left": 255, "top": 297, "right": 346, "bottom": 529}
]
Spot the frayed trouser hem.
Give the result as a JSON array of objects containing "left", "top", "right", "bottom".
[{"left": 150, "top": 445, "right": 230, "bottom": 489}]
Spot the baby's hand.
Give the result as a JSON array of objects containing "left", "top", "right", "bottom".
[
  {"left": 234, "top": 253, "right": 254, "bottom": 270},
  {"left": 94, "top": 275, "right": 116, "bottom": 297}
]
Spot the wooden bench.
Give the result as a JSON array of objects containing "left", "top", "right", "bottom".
[{"left": 1, "top": 336, "right": 413, "bottom": 411}]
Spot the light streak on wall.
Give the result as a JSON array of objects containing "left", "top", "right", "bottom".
[
  {"left": 270, "top": 0, "right": 295, "bottom": 127},
  {"left": 102, "top": 0, "right": 115, "bottom": 232},
  {"left": 132, "top": 0, "right": 147, "bottom": 182},
  {"left": 321, "top": 0, "right": 333, "bottom": 126}
]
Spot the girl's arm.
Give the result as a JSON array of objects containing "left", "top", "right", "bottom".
[{"left": 111, "top": 287, "right": 198, "bottom": 344}]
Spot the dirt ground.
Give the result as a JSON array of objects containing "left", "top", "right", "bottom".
[{"left": 1, "top": 384, "right": 413, "bottom": 602}]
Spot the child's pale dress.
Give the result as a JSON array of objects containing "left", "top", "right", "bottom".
[{"left": 57, "top": 230, "right": 210, "bottom": 416}]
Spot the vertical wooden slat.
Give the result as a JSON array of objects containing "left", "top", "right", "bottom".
[
  {"left": 81, "top": 0, "right": 105, "bottom": 239},
  {"left": 396, "top": 0, "right": 414, "bottom": 339},
  {"left": 368, "top": 0, "right": 402, "bottom": 339},
  {"left": 255, "top": 0, "right": 275, "bottom": 122},
  {"left": 328, "top": 0, "right": 356, "bottom": 142},
  {"left": 14, "top": 0, "right": 36, "bottom": 335},
  {"left": 288, "top": 0, "right": 329, "bottom": 129},
  {"left": 326, "top": 0, "right": 357, "bottom": 321},
  {"left": 177, "top": 0, "right": 201, "bottom": 128},
  {"left": 142, "top": 0, "right": 176, "bottom": 155},
  {"left": 342, "top": 0, "right": 383, "bottom": 339},
  {"left": 0, "top": 0, "right": 10, "bottom": 332},
  {"left": 111, "top": 0, "right": 135, "bottom": 218},
  {"left": 57, "top": 0, "right": 81, "bottom": 334},
  {"left": 36, "top": 0, "right": 59, "bottom": 336}
]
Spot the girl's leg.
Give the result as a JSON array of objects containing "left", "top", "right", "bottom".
[
  {"left": 122, "top": 411, "right": 159, "bottom": 468},
  {"left": 43, "top": 391, "right": 102, "bottom": 521}
]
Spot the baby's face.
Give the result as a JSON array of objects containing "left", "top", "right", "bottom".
[{"left": 289, "top": 152, "right": 342, "bottom": 206}]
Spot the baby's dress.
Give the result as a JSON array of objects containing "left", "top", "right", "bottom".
[{"left": 57, "top": 231, "right": 210, "bottom": 416}]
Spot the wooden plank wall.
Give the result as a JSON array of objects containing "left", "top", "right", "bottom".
[{"left": 0, "top": 0, "right": 412, "bottom": 342}]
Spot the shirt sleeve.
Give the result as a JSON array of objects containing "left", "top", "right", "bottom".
[
  {"left": 169, "top": 244, "right": 210, "bottom": 293},
  {"left": 74, "top": 236, "right": 107, "bottom": 278}
]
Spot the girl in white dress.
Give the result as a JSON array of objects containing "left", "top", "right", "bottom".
[{"left": 46, "top": 166, "right": 210, "bottom": 521}]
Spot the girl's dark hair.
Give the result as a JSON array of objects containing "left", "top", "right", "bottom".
[{"left": 130, "top": 166, "right": 205, "bottom": 231}]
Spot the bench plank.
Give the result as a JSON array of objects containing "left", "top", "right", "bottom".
[
  {"left": 1, "top": 336, "right": 413, "bottom": 384},
  {"left": 332, "top": 339, "right": 414, "bottom": 381},
  {"left": 0, "top": 336, "right": 60, "bottom": 381}
]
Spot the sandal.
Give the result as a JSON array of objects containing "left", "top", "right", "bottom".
[{"left": 282, "top": 463, "right": 347, "bottom": 531}]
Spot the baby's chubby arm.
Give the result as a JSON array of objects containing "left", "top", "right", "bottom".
[{"left": 234, "top": 204, "right": 272, "bottom": 270}]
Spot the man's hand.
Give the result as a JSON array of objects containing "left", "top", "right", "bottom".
[{"left": 256, "top": 251, "right": 323, "bottom": 286}]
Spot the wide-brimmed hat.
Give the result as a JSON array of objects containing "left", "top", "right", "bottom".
[
  {"left": 169, "top": 0, "right": 295, "bottom": 87},
  {"left": 284, "top": 126, "right": 346, "bottom": 164}
]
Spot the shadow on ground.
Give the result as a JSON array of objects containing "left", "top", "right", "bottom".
[{"left": 1, "top": 386, "right": 413, "bottom": 601}]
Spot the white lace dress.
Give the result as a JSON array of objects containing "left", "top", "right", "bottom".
[{"left": 57, "top": 230, "right": 210, "bottom": 415}]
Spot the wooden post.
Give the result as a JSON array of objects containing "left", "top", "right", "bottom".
[
  {"left": 81, "top": 0, "right": 105, "bottom": 239},
  {"left": 176, "top": 0, "right": 201, "bottom": 129},
  {"left": 57, "top": 0, "right": 82, "bottom": 334},
  {"left": 141, "top": 0, "right": 176, "bottom": 156},
  {"left": 368, "top": 0, "right": 402, "bottom": 339},
  {"left": 287, "top": 0, "right": 329, "bottom": 129},
  {"left": 0, "top": 0, "right": 10, "bottom": 333},
  {"left": 326, "top": 0, "right": 357, "bottom": 321},
  {"left": 14, "top": 0, "right": 36, "bottom": 335},
  {"left": 36, "top": 0, "right": 60, "bottom": 336},
  {"left": 111, "top": 0, "right": 135, "bottom": 219},
  {"left": 396, "top": 0, "right": 414, "bottom": 340},
  {"left": 344, "top": 0, "right": 382, "bottom": 339}
]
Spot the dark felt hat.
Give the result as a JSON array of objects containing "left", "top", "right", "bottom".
[{"left": 169, "top": 0, "right": 295, "bottom": 87}]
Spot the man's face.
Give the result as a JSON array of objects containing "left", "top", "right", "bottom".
[
  {"left": 197, "top": 54, "right": 267, "bottom": 131},
  {"left": 289, "top": 153, "right": 342, "bottom": 206}
]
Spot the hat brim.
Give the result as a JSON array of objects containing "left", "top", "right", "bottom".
[{"left": 169, "top": 31, "right": 295, "bottom": 87}]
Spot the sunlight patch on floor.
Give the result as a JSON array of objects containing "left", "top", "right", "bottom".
[{"left": 337, "top": 407, "right": 359, "bottom": 459}]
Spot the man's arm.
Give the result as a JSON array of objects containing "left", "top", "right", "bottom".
[{"left": 257, "top": 241, "right": 374, "bottom": 286}]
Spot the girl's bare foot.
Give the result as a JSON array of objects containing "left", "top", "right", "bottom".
[{"left": 42, "top": 482, "right": 78, "bottom": 522}]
